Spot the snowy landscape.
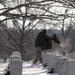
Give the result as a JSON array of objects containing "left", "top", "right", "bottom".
[
  {"left": 1, "top": 0, "right": 75, "bottom": 75},
  {"left": 0, "top": 51, "right": 75, "bottom": 75},
  {"left": 0, "top": 60, "right": 58, "bottom": 75}
]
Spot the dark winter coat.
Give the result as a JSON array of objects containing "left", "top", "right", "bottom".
[
  {"left": 41, "top": 39, "right": 52, "bottom": 50},
  {"left": 35, "top": 31, "right": 53, "bottom": 50}
]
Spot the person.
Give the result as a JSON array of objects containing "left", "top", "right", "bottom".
[{"left": 33, "top": 29, "right": 52, "bottom": 64}]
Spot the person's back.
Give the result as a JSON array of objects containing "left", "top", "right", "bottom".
[
  {"left": 35, "top": 32, "right": 46, "bottom": 47},
  {"left": 35, "top": 29, "right": 51, "bottom": 47}
]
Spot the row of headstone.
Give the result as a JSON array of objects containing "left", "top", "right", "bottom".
[
  {"left": 59, "top": 52, "right": 75, "bottom": 75},
  {"left": 9, "top": 51, "right": 22, "bottom": 75},
  {"left": 65, "top": 52, "right": 75, "bottom": 59},
  {"left": 42, "top": 52, "right": 63, "bottom": 69},
  {"left": 42, "top": 52, "right": 75, "bottom": 75}
]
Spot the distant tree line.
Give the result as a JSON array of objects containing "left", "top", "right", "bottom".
[{"left": 0, "top": 28, "right": 75, "bottom": 60}]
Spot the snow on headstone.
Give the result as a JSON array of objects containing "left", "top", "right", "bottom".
[
  {"left": 12, "top": 51, "right": 21, "bottom": 56},
  {"left": 10, "top": 51, "right": 22, "bottom": 61},
  {"left": 10, "top": 55, "right": 22, "bottom": 61},
  {"left": 9, "top": 51, "right": 22, "bottom": 75},
  {"left": 47, "top": 53, "right": 56, "bottom": 68}
]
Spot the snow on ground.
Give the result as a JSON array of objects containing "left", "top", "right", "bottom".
[
  {"left": 0, "top": 60, "right": 58, "bottom": 75},
  {"left": 0, "top": 62, "right": 8, "bottom": 75},
  {"left": 22, "top": 61, "right": 49, "bottom": 75}
]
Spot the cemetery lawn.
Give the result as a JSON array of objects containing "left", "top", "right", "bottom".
[{"left": 0, "top": 60, "right": 57, "bottom": 75}]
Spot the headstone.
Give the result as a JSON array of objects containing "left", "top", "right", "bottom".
[
  {"left": 10, "top": 51, "right": 22, "bottom": 61},
  {"left": 42, "top": 52, "right": 48, "bottom": 65},
  {"left": 12, "top": 51, "right": 21, "bottom": 56},
  {"left": 47, "top": 53, "right": 56, "bottom": 68},
  {"left": 58, "top": 60, "right": 67, "bottom": 75},
  {"left": 10, "top": 59, "right": 22, "bottom": 75},
  {"left": 67, "top": 59, "right": 75, "bottom": 75},
  {"left": 10, "top": 55, "right": 22, "bottom": 61},
  {"left": 55, "top": 56, "right": 69, "bottom": 73},
  {"left": 59, "top": 59, "right": 75, "bottom": 75},
  {"left": 9, "top": 51, "right": 22, "bottom": 75},
  {"left": 54, "top": 55, "right": 63, "bottom": 72}
]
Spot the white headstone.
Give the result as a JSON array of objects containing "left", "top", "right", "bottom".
[
  {"left": 55, "top": 56, "right": 69, "bottom": 73},
  {"left": 54, "top": 55, "right": 63, "bottom": 72},
  {"left": 9, "top": 51, "right": 22, "bottom": 75},
  {"left": 10, "top": 59, "right": 22, "bottom": 75},
  {"left": 59, "top": 59, "right": 75, "bottom": 75},
  {"left": 10, "top": 55, "right": 22, "bottom": 60},
  {"left": 67, "top": 59, "right": 75, "bottom": 75},
  {"left": 42, "top": 52, "right": 48, "bottom": 65},
  {"left": 47, "top": 53, "right": 56, "bottom": 68},
  {"left": 12, "top": 51, "right": 21, "bottom": 56},
  {"left": 58, "top": 60, "right": 67, "bottom": 75},
  {"left": 10, "top": 51, "right": 22, "bottom": 62}
]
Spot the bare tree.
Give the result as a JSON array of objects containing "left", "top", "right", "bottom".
[
  {"left": 0, "top": 0, "right": 75, "bottom": 59},
  {"left": 0, "top": 0, "right": 59, "bottom": 59}
]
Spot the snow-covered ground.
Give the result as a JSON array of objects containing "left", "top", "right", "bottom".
[
  {"left": 0, "top": 60, "right": 58, "bottom": 75},
  {"left": 0, "top": 62, "right": 8, "bottom": 75}
]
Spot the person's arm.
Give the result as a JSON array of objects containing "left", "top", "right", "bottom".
[{"left": 44, "top": 34, "right": 53, "bottom": 40}]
